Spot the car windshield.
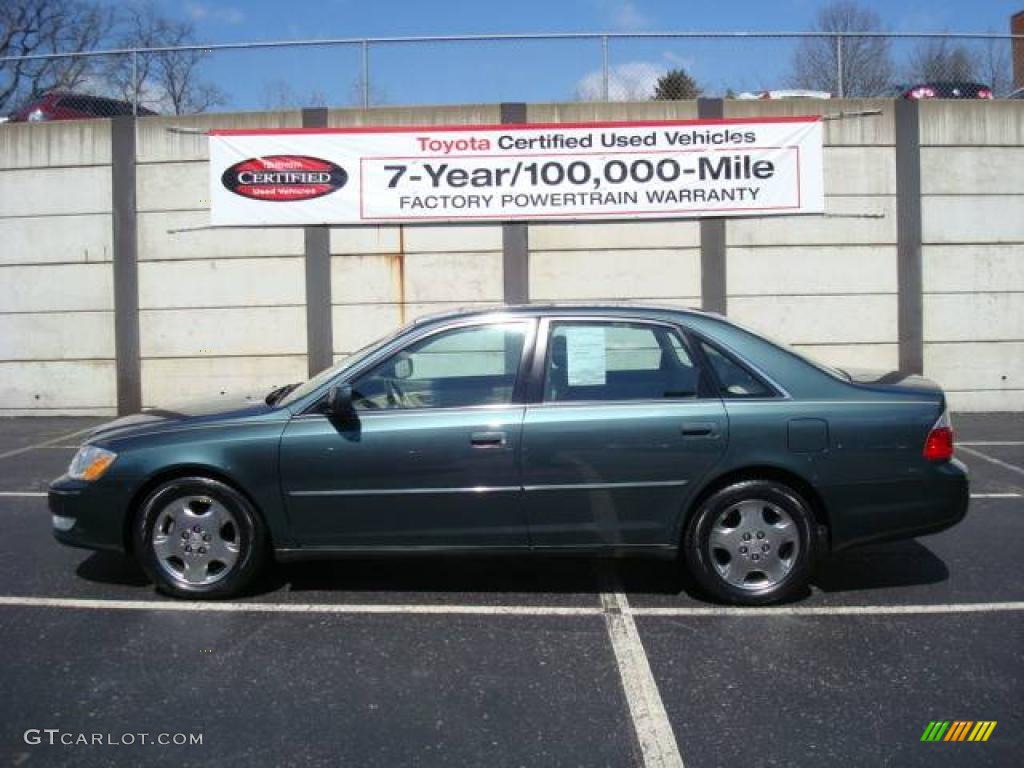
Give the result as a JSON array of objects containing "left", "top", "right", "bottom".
[{"left": 275, "top": 322, "right": 413, "bottom": 408}]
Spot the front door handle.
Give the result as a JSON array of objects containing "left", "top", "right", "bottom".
[
  {"left": 470, "top": 431, "right": 507, "bottom": 447},
  {"left": 681, "top": 422, "right": 718, "bottom": 438}
]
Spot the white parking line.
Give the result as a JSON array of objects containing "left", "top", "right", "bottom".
[
  {"left": 631, "top": 602, "right": 1024, "bottom": 617},
  {"left": 970, "top": 493, "right": 1022, "bottom": 499},
  {"left": 959, "top": 441, "right": 1024, "bottom": 447},
  {"left": 959, "top": 446, "right": 1024, "bottom": 477},
  {"left": 0, "top": 427, "right": 91, "bottom": 461},
  {"left": 601, "top": 589, "right": 684, "bottom": 768},
  {"left": 0, "top": 595, "right": 1022, "bottom": 618}
]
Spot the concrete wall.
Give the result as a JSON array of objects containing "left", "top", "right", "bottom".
[
  {"left": 0, "top": 99, "right": 1021, "bottom": 414},
  {"left": 724, "top": 99, "right": 899, "bottom": 373},
  {"left": 919, "top": 101, "right": 1024, "bottom": 412},
  {"left": 0, "top": 121, "right": 115, "bottom": 415}
]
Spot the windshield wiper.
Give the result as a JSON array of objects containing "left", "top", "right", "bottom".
[{"left": 265, "top": 382, "right": 301, "bottom": 406}]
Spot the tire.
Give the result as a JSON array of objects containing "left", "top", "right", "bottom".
[
  {"left": 683, "top": 479, "right": 816, "bottom": 605},
  {"left": 134, "top": 476, "right": 267, "bottom": 599}
]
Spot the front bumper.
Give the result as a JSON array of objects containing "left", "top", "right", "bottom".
[{"left": 48, "top": 475, "right": 130, "bottom": 554}]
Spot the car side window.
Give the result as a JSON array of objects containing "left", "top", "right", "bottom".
[
  {"left": 698, "top": 340, "right": 774, "bottom": 398},
  {"left": 543, "top": 321, "right": 700, "bottom": 402},
  {"left": 350, "top": 322, "right": 528, "bottom": 410}
]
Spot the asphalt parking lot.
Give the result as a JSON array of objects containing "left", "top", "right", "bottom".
[{"left": 0, "top": 415, "right": 1021, "bottom": 767}]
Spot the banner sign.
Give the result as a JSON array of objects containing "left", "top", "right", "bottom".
[{"left": 209, "top": 117, "right": 824, "bottom": 226}]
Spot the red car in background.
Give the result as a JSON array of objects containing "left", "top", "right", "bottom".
[
  {"left": 892, "top": 81, "right": 994, "bottom": 99},
  {"left": 8, "top": 92, "right": 156, "bottom": 121}
]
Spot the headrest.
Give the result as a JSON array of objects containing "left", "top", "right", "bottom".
[{"left": 551, "top": 334, "right": 568, "bottom": 368}]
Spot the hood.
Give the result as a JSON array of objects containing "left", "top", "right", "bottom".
[{"left": 86, "top": 397, "right": 277, "bottom": 444}]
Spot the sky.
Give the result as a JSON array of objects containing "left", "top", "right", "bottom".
[{"left": 100, "top": 0, "right": 1024, "bottom": 108}]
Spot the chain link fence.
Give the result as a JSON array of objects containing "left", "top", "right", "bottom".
[{"left": 1, "top": 32, "right": 1021, "bottom": 120}]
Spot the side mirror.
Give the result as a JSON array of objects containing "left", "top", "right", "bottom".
[{"left": 325, "top": 384, "right": 356, "bottom": 420}]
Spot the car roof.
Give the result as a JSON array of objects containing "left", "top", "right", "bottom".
[{"left": 410, "top": 302, "right": 717, "bottom": 326}]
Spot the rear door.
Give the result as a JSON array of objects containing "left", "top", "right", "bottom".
[{"left": 521, "top": 317, "right": 728, "bottom": 548}]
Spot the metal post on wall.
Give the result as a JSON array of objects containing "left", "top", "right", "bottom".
[
  {"left": 361, "top": 40, "right": 370, "bottom": 109},
  {"left": 601, "top": 36, "right": 610, "bottom": 101},
  {"left": 131, "top": 50, "right": 138, "bottom": 115},
  {"left": 835, "top": 36, "right": 844, "bottom": 98}
]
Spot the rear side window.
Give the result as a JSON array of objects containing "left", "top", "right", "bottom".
[
  {"left": 699, "top": 340, "right": 775, "bottom": 398},
  {"left": 543, "top": 321, "right": 700, "bottom": 402}
]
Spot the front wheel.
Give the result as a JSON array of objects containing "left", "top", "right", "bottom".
[
  {"left": 683, "top": 480, "right": 816, "bottom": 605},
  {"left": 134, "top": 477, "right": 267, "bottom": 599}
]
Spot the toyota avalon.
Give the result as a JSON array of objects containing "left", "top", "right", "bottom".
[{"left": 49, "top": 305, "right": 968, "bottom": 604}]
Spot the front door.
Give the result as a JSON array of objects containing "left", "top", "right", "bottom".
[
  {"left": 280, "top": 319, "right": 534, "bottom": 548},
  {"left": 522, "top": 318, "right": 728, "bottom": 548}
]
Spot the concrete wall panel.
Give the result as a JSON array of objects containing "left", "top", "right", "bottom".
[
  {"left": 142, "top": 355, "right": 307, "bottom": 407},
  {"left": 140, "top": 306, "right": 306, "bottom": 358},
  {"left": 0, "top": 213, "right": 111, "bottom": 266},
  {"left": 728, "top": 295, "right": 897, "bottom": 345},
  {"left": 530, "top": 249, "right": 700, "bottom": 300},
  {"left": 0, "top": 264, "right": 113, "bottom": 312},
  {"left": 728, "top": 196, "right": 897, "bottom": 247},
  {"left": 138, "top": 257, "right": 305, "bottom": 309},
  {"left": 924, "top": 293, "right": 1024, "bottom": 342},
  {"left": 138, "top": 210, "right": 305, "bottom": 260},
  {"left": 0, "top": 360, "right": 116, "bottom": 412},
  {"left": 922, "top": 196, "right": 1024, "bottom": 244},
  {"left": 0, "top": 312, "right": 114, "bottom": 360},
  {"left": 0, "top": 166, "right": 111, "bottom": 217},
  {"left": 923, "top": 245, "right": 1024, "bottom": 294},
  {"left": 0, "top": 120, "right": 111, "bottom": 168},
  {"left": 728, "top": 246, "right": 897, "bottom": 295}
]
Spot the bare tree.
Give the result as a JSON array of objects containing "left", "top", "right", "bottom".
[
  {"left": 906, "top": 38, "right": 978, "bottom": 83},
  {"left": 0, "top": 0, "right": 113, "bottom": 112},
  {"left": 789, "top": 0, "right": 894, "bottom": 97},
  {"left": 978, "top": 38, "right": 1013, "bottom": 95},
  {"left": 106, "top": 2, "right": 224, "bottom": 114},
  {"left": 261, "top": 80, "right": 327, "bottom": 110}
]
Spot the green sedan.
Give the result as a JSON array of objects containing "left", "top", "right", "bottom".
[{"left": 49, "top": 305, "right": 968, "bottom": 604}]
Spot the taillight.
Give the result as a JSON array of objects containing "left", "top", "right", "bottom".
[
  {"left": 977, "top": 88, "right": 993, "bottom": 99},
  {"left": 909, "top": 86, "right": 935, "bottom": 99},
  {"left": 923, "top": 409, "right": 954, "bottom": 462}
]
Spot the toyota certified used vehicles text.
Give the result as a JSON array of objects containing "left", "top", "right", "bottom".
[{"left": 49, "top": 305, "right": 968, "bottom": 605}]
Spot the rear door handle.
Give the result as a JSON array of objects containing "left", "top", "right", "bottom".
[
  {"left": 681, "top": 422, "right": 718, "bottom": 438},
  {"left": 470, "top": 431, "right": 507, "bottom": 447}
]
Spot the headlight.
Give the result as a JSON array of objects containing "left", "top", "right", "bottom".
[{"left": 68, "top": 445, "right": 117, "bottom": 481}]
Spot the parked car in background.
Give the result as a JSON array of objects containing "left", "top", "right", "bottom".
[
  {"left": 8, "top": 92, "right": 156, "bottom": 122},
  {"left": 735, "top": 89, "right": 831, "bottom": 100},
  {"left": 891, "top": 82, "right": 993, "bottom": 100},
  {"left": 1009, "top": 87, "right": 1024, "bottom": 99},
  {"left": 49, "top": 305, "right": 968, "bottom": 605}
]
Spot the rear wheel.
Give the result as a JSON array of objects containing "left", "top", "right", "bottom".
[
  {"left": 134, "top": 477, "right": 267, "bottom": 599},
  {"left": 683, "top": 479, "right": 815, "bottom": 605}
]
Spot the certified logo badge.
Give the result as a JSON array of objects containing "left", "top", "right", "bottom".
[{"left": 221, "top": 155, "right": 347, "bottom": 201}]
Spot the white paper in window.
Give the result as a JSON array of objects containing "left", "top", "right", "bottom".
[{"left": 565, "top": 327, "right": 607, "bottom": 386}]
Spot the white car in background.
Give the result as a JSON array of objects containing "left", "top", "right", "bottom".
[{"left": 736, "top": 90, "right": 832, "bottom": 100}]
